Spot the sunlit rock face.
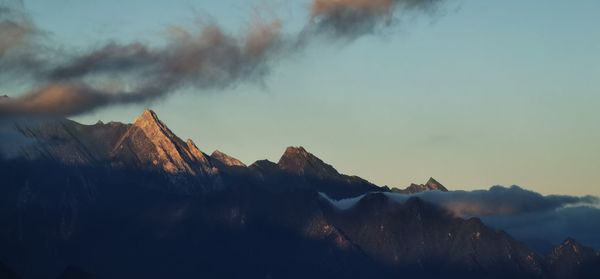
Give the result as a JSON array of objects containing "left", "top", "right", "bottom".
[
  {"left": 5, "top": 109, "right": 223, "bottom": 192},
  {"left": 111, "top": 110, "right": 217, "bottom": 175},
  {"left": 211, "top": 150, "right": 246, "bottom": 167},
  {"left": 3, "top": 110, "right": 381, "bottom": 197},
  {"left": 110, "top": 109, "right": 222, "bottom": 191}
]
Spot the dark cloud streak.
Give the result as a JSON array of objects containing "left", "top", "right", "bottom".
[
  {"left": 0, "top": 19, "right": 283, "bottom": 117},
  {"left": 0, "top": 0, "right": 446, "bottom": 118},
  {"left": 307, "top": 0, "right": 444, "bottom": 40}
]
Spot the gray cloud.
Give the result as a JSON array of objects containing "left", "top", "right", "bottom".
[
  {"left": 0, "top": 0, "right": 446, "bottom": 118},
  {"left": 0, "top": 83, "right": 124, "bottom": 117},
  {"left": 0, "top": 1, "right": 48, "bottom": 79},
  {"left": 0, "top": 18, "right": 29, "bottom": 56},
  {"left": 0, "top": 21, "right": 282, "bottom": 117},
  {"left": 394, "top": 185, "right": 599, "bottom": 217},
  {"left": 482, "top": 206, "right": 600, "bottom": 251},
  {"left": 307, "top": 0, "right": 444, "bottom": 40}
]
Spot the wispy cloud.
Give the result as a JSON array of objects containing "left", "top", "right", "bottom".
[
  {"left": 392, "top": 185, "right": 599, "bottom": 217},
  {"left": 0, "top": 18, "right": 283, "bottom": 117},
  {"left": 307, "top": 0, "right": 443, "bottom": 40},
  {"left": 0, "top": 0, "right": 448, "bottom": 118}
]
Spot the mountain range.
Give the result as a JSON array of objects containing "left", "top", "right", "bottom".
[{"left": 0, "top": 109, "right": 598, "bottom": 279}]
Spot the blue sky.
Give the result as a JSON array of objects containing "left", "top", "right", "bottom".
[{"left": 15, "top": 0, "right": 600, "bottom": 196}]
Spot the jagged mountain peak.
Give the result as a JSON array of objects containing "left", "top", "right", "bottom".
[
  {"left": 211, "top": 150, "right": 246, "bottom": 167},
  {"left": 282, "top": 146, "right": 309, "bottom": 156},
  {"left": 249, "top": 159, "right": 279, "bottom": 172},
  {"left": 278, "top": 146, "right": 339, "bottom": 177},
  {"left": 133, "top": 109, "right": 170, "bottom": 133},
  {"left": 127, "top": 109, "right": 182, "bottom": 153},
  {"left": 400, "top": 177, "right": 449, "bottom": 194},
  {"left": 425, "top": 177, "right": 448, "bottom": 191},
  {"left": 137, "top": 108, "right": 159, "bottom": 122},
  {"left": 111, "top": 110, "right": 219, "bottom": 180}
]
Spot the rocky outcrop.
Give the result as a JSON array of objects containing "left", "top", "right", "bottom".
[
  {"left": 278, "top": 146, "right": 340, "bottom": 179},
  {"left": 211, "top": 150, "right": 246, "bottom": 167},
  {"left": 394, "top": 177, "right": 449, "bottom": 194}
]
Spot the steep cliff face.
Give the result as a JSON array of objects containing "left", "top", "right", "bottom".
[
  {"left": 111, "top": 110, "right": 217, "bottom": 175},
  {"left": 109, "top": 109, "right": 222, "bottom": 191},
  {"left": 6, "top": 109, "right": 223, "bottom": 192}
]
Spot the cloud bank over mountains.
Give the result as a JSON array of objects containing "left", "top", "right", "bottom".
[
  {"left": 390, "top": 185, "right": 598, "bottom": 217},
  {"left": 0, "top": 0, "right": 447, "bottom": 117},
  {"left": 324, "top": 185, "right": 600, "bottom": 250}
]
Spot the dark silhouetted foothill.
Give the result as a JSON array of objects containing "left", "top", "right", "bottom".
[
  {"left": 0, "top": 262, "right": 20, "bottom": 279},
  {"left": 56, "top": 266, "right": 95, "bottom": 279}
]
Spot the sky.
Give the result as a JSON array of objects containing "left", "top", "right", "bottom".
[{"left": 4, "top": 0, "right": 600, "bottom": 196}]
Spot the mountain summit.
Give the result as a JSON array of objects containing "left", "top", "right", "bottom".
[
  {"left": 278, "top": 146, "right": 340, "bottom": 179},
  {"left": 398, "top": 177, "right": 449, "bottom": 193},
  {"left": 111, "top": 109, "right": 220, "bottom": 184},
  {"left": 273, "top": 146, "right": 380, "bottom": 198},
  {"left": 5, "top": 110, "right": 444, "bottom": 197}
]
